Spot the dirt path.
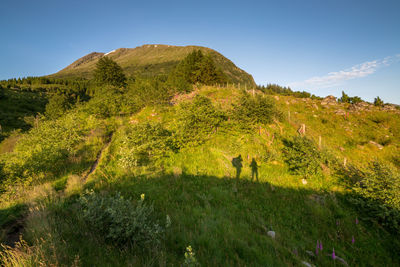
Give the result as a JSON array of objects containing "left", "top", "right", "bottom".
[{"left": 82, "top": 132, "right": 113, "bottom": 182}]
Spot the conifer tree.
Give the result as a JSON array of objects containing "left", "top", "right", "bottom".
[{"left": 93, "top": 57, "right": 127, "bottom": 88}]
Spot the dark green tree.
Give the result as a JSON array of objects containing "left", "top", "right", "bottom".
[
  {"left": 339, "top": 91, "right": 350, "bottom": 103},
  {"left": 374, "top": 96, "right": 384, "bottom": 107},
  {"left": 93, "top": 57, "right": 127, "bottom": 88}
]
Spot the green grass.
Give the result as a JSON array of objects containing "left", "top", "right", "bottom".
[
  {"left": 1, "top": 85, "right": 400, "bottom": 266},
  {"left": 49, "top": 44, "right": 256, "bottom": 86}
]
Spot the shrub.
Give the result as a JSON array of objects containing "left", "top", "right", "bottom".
[
  {"left": 374, "top": 96, "right": 384, "bottom": 107},
  {"left": 45, "top": 93, "right": 72, "bottom": 119},
  {"left": 282, "top": 136, "right": 323, "bottom": 178},
  {"left": 1, "top": 113, "right": 98, "bottom": 185},
  {"left": 118, "top": 122, "right": 177, "bottom": 168},
  {"left": 174, "top": 95, "right": 226, "bottom": 146},
  {"left": 232, "top": 91, "right": 282, "bottom": 128},
  {"left": 351, "top": 162, "right": 400, "bottom": 233},
  {"left": 79, "top": 191, "right": 166, "bottom": 247}
]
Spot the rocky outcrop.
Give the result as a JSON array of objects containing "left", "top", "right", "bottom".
[{"left": 321, "top": 95, "right": 337, "bottom": 106}]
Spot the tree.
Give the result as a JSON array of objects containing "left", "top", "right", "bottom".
[
  {"left": 339, "top": 91, "right": 350, "bottom": 103},
  {"left": 93, "top": 57, "right": 127, "bottom": 88},
  {"left": 374, "top": 96, "right": 384, "bottom": 107},
  {"left": 0, "top": 84, "right": 4, "bottom": 99},
  {"left": 167, "top": 50, "right": 227, "bottom": 92}
]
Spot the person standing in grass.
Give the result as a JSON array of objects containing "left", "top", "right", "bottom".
[
  {"left": 250, "top": 158, "right": 259, "bottom": 182},
  {"left": 232, "top": 155, "right": 243, "bottom": 181}
]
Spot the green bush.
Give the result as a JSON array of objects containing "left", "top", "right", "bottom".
[
  {"left": 282, "top": 136, "right": 322, "bottom": 178},
  {"left": 118, "top": 122, "right": 177, "bottom": 168},
  {"left": 351, "top": 162, "right": 400, "bottom": 233},
  {"left": 79, "top": 191, "right": 166, "bottom": 247},
  {"left": 232, "top": 91, "right": 282, "bottom": 128},
  {"left": 0, "top": 113, "right": 98, "bottom": 185},
  {"left": 45, "top": 93, "right": 73, "bottom": 119},
  {"left": 175, "top": 95, "right": 226, "bottom": 146}
]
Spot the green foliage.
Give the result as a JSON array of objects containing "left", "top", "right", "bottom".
[
  {"left": 282, "top": 136, "right": 322, "bottom": 178},
  {"left": 175, "top": 95, "right": 226, "bottom": 146},
  {"left": 339, "top": 91, "right": 363, "bottom": 104},
  {"left": 0, "top": 113, "right": 98, "bottom": 185},
  {"left": 79, "top": 190, "right": 165, "bottom": 247},
  {"left": 0, "top": 84, "right": 4, "bottom": 99},
  {"left": 0, "top": 88, "right": 47, "bottom": 141},
  {"left": 93, "top": 57, "right": 127, "bottom": 88},
  {"left": 45, "top": 93, "right": 72, "bottom": 119},
  {"left": 168, "top": 50, "right": 226, "bottom": 92},
  {"left": 232, "top": 91, "right": 282, "bottom": 127},
  {"left": 351, "top": 162, "right": 400, "bottom": 233},
  {"left": 126, "top": 76, "right": 173, "bottom": 106},
  {"left": 374, "top": 96, "right": 384, "bottom": 107},
  {"left": 118, "top": 122, "right": 177, "bottom": 168}
]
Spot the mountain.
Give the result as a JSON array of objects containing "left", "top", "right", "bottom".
[{"left": 50, "top": 44, "right": 256, "bottom": 86}]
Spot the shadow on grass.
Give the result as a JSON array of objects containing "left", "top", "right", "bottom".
[{"left": 7, "top": 173, "right": 399, "bottom": 266}]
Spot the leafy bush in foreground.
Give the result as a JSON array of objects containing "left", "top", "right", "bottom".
[
  {"left": 351, "top": 162, "right": 400, "bottom": 233},
  {"left": 79, "top": 191, "right": 166, "bottom": 247}
]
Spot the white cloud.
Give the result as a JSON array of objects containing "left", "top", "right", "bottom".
[{"left": 288, "top": 55, "right": 400, "bottom": 89}]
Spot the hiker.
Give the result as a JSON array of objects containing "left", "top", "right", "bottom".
[
  {"left": 250, "top": 158, "right": 259, "bottom": 182},
  {"left": 232, "top": 155, "right": 243, "bottom": 180}
]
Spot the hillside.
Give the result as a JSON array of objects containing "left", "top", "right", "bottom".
[
  {"left": 50, "top": 44, "right": 256, "bottom": 86},
  {"left": 1, "top": 82, "right": 400, "bottom": 266}
]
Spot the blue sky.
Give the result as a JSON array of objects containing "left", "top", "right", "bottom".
[{"left": 1, "top": 0, "right": 399, "bottom": 103}]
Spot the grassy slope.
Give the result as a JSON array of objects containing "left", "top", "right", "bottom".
[
  {"left": 50, "top": 45, "right": 256, "bottom": 86},
  {"left": 1, "top": 86, "right": 400, "bottom": 266}
]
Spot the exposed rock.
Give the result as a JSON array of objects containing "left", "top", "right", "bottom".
[
  {"left": 321, "top": 95, "right": 337, "bottom": 106},
  {"left": 335, "top": 109, "right": 346, "bottom": 116},
  {"left": 305, "top": 250, "right": 315, "bottom": 257},
  {"left": 348, "top": 102, "right": 373, "bottom": 113},
  {"left": 335, "top": 256, "right": 349, "bottom": 266},
  {"left": 267, "top": 231, "right": 276, "bottom": 239},
  {"left": 312, "top": 104, "right": 319, "bottom": 110},
  {"left": 302, "top": 261, "right": 315, "bottom": 267},
  {"left": 369, "top": 141, "right": 383, "bottom": 150}
]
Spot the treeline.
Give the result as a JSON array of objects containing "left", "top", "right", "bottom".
[{"left": 257, "top": 84, "right": 321, "bottom": 99}]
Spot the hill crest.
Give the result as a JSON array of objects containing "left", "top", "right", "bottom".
[{"left": 51, "top": 44, "right": 256, "bottom": 86}]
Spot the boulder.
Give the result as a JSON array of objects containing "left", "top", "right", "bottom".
[
  {"left": 267, "top": 231, "right": 276, "bottom": 239},
  {"left": 369, "top": 141, "right": 383, "bottom": 150},
  {"left": 321, "top": 95, "right": 337, "bottom": 106}
]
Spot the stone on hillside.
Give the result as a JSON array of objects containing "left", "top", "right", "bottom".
[
  {"left": 305, "top": 250, "right": 315, "bottom": 257},
  {"left": 321, "top": 95, "right": 337, "bottom": 106},
  {"left": 302, "top": 261, "right": 315, "bottom": 267},
  {"left": 312, "top": 104, "right": 319, "bottom": 110},
  {"left": 369, "top": 141, "right": 383, "bottom": 150},
  {"left": 267, "top": 231, "right": 276, "bottom": 239},
  {"left": 335, "top": 256, "right": 349, "bottom": 266},
  {"left": 302, "top": 179, "right": 308, "bottom": 185},
  {"left": 335, "top": 109, "right": 346, "bottom": 116}
]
